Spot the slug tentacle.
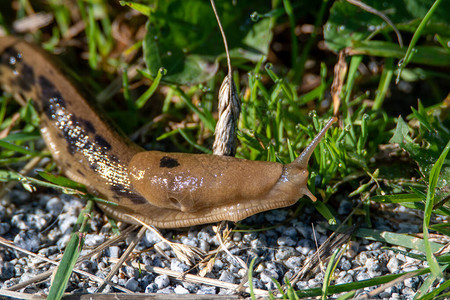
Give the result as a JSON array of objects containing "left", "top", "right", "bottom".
[{"left": 291, "top": 117, "right": 337, "bottom": 169}]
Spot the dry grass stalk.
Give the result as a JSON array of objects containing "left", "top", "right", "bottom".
[
  {"left": 110, "top": 258, "right": 270, "bottom": 297},
  {"left": 213, "top": 75, "right": 241, "bottom": 156},
  {"left": 96, "top": 226, "right": 147, "bottom": 293},
  {"left": 210, "top": 0, "right": 241, "bottom": 156},
  {"left": 125, "top": 214, "right": 205, "bottom": 266},
  {"left": 0, "top": 236, "right": 132, "bottom": 293}
]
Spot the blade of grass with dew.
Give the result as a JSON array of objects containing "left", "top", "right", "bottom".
[
  {"left": 371, "top": 193, "right": 422, "bottom": 203},
  {"left": 119, "top": 1, "right": 152, "bottom": 16},
  {"left": 423, "top": 140, "right": 450, "bottom": 278},
  {"left": 350, "top": 41, "right": 450, "bottom": 67},
  {"left": 47, "top": 200, "right": 93, "bottom": 300},
  {"left": 397, "top": 0, "right": 444, "bottom": 82},
  {"left": 135, "top": 68, "right": 166, "bottom": 109},
  {"left": 343, "top": 55, "right": 363, "bottom": 144}
]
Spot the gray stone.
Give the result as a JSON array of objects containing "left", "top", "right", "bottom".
[
  {"left": 277, "top": 236, "right": 296, "bottom": 247},
  {"left": 145, "top": 283, "right": 158, "bottom": 293},
  {"left": 125, "top": 278, "right": 139, "bottom": 291},
  {"left": 296, "top": 239, "right": 314, "bottom": 255},
  {"left": 174, "top": 285, "right": 189, "bottom": 294},
  {"left": 14, "top": 231, "right": 40, "bottom": 252},
  {"left": 0, "top": 223, "right": 10, "bottom": 235},
  {"left": 84, "top": 234, "right": 105, "bottom": 247},
  {"left": 45, "top": 197, "right": 63, "bottom": 216},
  {"left": 106, "top": 246, "right": 120, "bottom": 258},
  {"left": 218, "top": 271, "right": 235, "bottom": 283},
  {"left": 170, "top": 259, "right": 189, "bottom": 273},
  {"left": 275, "top": 247, "right": 296, "bottom": 260},
  {"left": 197, "top": 285, "right": 217, "bottom": 294},
  {"left": 285, "top": 256, "right": 303, "bottom": 270},
  {"left": 0, "top": 262, "right": 14, "bottom": 279},
  {"left": 155, "top": 274, "right": 170, "bottom": 289}
]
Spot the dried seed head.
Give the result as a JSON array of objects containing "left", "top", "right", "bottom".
[{"left": 213, "top": 74, "right": 241, "bottom": 156}]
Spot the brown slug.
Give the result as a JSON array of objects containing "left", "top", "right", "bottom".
[{"left": 0, "top": 36, "right": 336, "bottom": 228}]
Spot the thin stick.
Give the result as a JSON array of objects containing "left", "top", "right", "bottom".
[
  {"left": 210, "top": 0, "right": 232, "bottom": 78},
  {"left": 96, "top": 225, "right": 147, "bottom": 293}
]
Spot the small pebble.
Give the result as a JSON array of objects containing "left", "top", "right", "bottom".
[
  {"left": 170, "top": 259, "right": 189, "bottom": 273},
  {"left": 197, "top": 285, "right": 217, "bottom": 295},
  {"left": 155, "top": 275, "right": 170, "bottom": 289},
  {"left": 174, "top": 285, "right": 189, "bottom": 294},
  {"left": 14, "top": 231, "right": 40, "bottom": 252},
  {"left": 260, "top": 269, "right": 278, "bottom": 283},
  {"left": 125, "top": 278, "right": 139, "bottom": 292},
  {"left": 277, "top": 236, "right": 296, "bottom": 247},
  {"left": 275, "top": 247, "right": 296, "bottom": 260},
  {"left": 296, "top": 239, "right": 314, "bottom": 255},
  {"left": 145, "top": 283, "right": 158, "bottom": 293},
  {"left": 157, "top": 287, "right": 174, "bottom": 294},
  {"left": 218, "top": 271, "right": 235, "bottom": 283},
  {"left": 0, "top": 223, "right": 10, "bottom": 235},
  {"left": 285, "top": 256, "right": 303, "bottom": 270},
  {"left": 264, "top": 209, "right": 287, "bottom": 223},
  {"left": 0, "top": 262, "right": 14, "bottom": 279},
  {"left": 45, "top": 197, "right": 63, "bottom": 216},
  {"left": 106, "top": 246, "right": 121, "bottom": 258},
  {"left": 387, "top": 257, "right": 399, "bottom": 273},
  {"left": 84, "top": 234, "right": 105, "bottom": 247}
]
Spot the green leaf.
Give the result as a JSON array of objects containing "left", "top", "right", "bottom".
[
  {"left": 143, "top": 0, "right": 274, "bottom": 85},
  {"left": 350, "top": 41, "right": 450, "bottom": 67},
  {"left": 324, "top": 0, "right": 450, "bottom": 52},
  {"left": 119, "top": 1, "right": 153, "bottom": 16},
  {"left": 37, "top": 171, "right": 87, "bottom": 192}
]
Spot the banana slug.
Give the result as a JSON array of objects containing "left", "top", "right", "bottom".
[{"left": 0, "top": 36, "right": 336, "bottom": 228}]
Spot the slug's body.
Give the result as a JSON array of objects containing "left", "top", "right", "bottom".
[{"left": 0, "top": 36, "right": 335, "bottom": 228}]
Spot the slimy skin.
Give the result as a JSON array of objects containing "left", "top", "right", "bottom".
[{"left": 0, "top": 36, "right": 336, "bottom": 228}]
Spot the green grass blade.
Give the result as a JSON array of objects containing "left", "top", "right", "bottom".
[
  {"left": 248, "top": 257, "right": 257, "bottom": 300},
  {"left": 397, "top": 0, "right": 444, "bottom": 82},
  {"left": 423, "top": 140, "right": 450, "bottom": 278},
  {"left": 322, "top": 248, "right": 341, "bottom": 299},
  {"left": 47, "top": 200, "right": 93, "bottom": 300}
]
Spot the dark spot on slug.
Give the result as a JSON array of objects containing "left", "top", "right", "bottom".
[
  {"left": 16, "top": 63, "right": 35, "bottom": 92},
  {"left": 160, "top": 156, "right": 180, "bottom": 168},
  {"left": 110, "top": 184, "right": 147, "bottom": 204},
  {"left": 77, "top": 170, "right": 85, "bottom": 176},
  {"left": 38, "top": 75, "right": 65, "bottom": 107},
  {"left": 81, "top": 119, "right": 95, "bottom": 133},
  {"left": 95, "top": 135, "right": 111, "bottom": 151}
]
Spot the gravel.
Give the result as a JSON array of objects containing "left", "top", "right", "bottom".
[{"left": 0, "top": 187, "right": 440, "bottom": 298}]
